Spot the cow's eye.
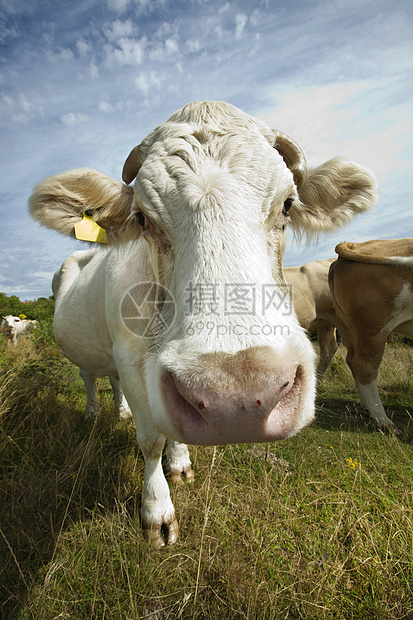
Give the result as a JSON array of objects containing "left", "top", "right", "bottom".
[
  {"left": 283, "top": 197, "right": 294, "bottom": 215},
  {"left": 136, "top": 212, "right": 146, "bottom": 228}
]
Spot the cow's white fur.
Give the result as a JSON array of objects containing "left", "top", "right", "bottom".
[
  {"left": 29, "top": 101, "right": 378, "bottom": 547},
  {"left": 52, "top": 251, "right": 132, "bottom": 420}
]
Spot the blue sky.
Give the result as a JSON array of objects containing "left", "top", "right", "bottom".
[{"left": 1, "top": 0, "right": 412, "bottom": 299}]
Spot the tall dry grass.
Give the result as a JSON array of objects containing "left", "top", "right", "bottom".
[{"left": 0, "top": 336, "right": 412, "bottom": 619}]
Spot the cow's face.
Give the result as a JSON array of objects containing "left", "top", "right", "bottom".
[
  {"left": 121, "top": 103, "right": 316, "bottom": 444},
  {"left": 1, "top": 315, "right": 22, "bottom": 337},
  {"left": 29, "top": 101, "right": 378, "bottom": 446}
]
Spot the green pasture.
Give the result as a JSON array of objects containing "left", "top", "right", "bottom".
[{"left": 0, "top": 331, "right": 412, "bottom": 619}]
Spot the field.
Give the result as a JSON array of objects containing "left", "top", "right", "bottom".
[{"left": 0, "top": 331, "right": 412, "bottom": 619}]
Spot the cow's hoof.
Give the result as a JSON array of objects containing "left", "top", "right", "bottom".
[
  {"left": 389, "top": 424, "right": 402, "bottom": 436},
  {"left": 84, "top": 412, "right": 96, "bottom": 422},
  {"left": 169, "top": 467, "right": 195, "bottom": 485},
  {"left": 144, "top": 526, "right": 165, "bottom": 550},
  {"left": 169, "top": 472, "right": 184, "bottom": 485},
  {"left": 376, "top": 421, "right": 402, "bottom": 436},
  {"left": 143, "top": 518, "right": 179, "bottom": 549},
  {"left": 166, "top": 518, "right": 179, "bottom": 545},
  {"left": 184, "top": 467, "right": 195, "bottom": 483}
]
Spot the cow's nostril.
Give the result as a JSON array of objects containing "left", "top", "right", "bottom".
[{"left": 163, "top": 358, "right": 306, "bottom": 446}]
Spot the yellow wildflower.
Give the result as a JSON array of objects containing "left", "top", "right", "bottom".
[{"left": 346, "top": 457, "right": 361, "bottom": 470}]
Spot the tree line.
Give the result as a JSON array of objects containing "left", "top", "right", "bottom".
[{"left": 0, "top": 293, "right": 55, "bottom": 322}]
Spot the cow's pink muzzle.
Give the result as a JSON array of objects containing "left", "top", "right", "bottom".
[{"left": 161, "top": 348, "right": 305, "bottom": 445}]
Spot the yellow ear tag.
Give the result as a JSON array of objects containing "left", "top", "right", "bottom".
[{"left": 74, "top": 213, "right": 108, "bottom": 244}]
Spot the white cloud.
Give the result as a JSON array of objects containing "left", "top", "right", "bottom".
[
  {"left": 149, "top": 36, "right": 179, "bottom": 62},
  {"left": 235, "top": 13, "right": 247, "bottom": 38},
  {"left": 166, "top": 37, "right": 178, "bottom": 54},
  {"left": 33, "top": 271, "right": 56, "bottom": 281},
  {"left": 218, "top": 3, "right": 231, "bottom": 15},
  {"left": 155, "top": 20, "right": 177, "bottom": 39},
  {"left": 104, "top": 19, "right": 134, "bottom": 42},
  {"left": 46, "top": 48, "right": 74, "bottom": 63},
  {"left": 135, "top": 70, "right": 164, "bottom": 95},
  {"left": 61, "top": 112, "right": 88, "bottom": 126},
  {"left": 89, "top": 62, "right": 99, "bottom": 79},
  {"left": 106, "top": 0, "right": 130, "bottom": 13},
  {"left": 0, "top": 93, "right": 41, "bottom": 124},
  {"left": 0, "top": 22, "right": 19, "bottom": 44},
  {"left": 76, "top": 38, "right": 92, "bottom": 56},
  {"left": 106, "top": 0, "right": 166, "bottom": 15},
  {"left": 186, "top": 38, "right": 201, "bottom": 53},
  {"left": 0, "top": 94, "right": 14, "bottom": 119},
  {"left": 259, "top": 80, "right": 413, "bottom": 183},
  {"left": 105, "top": 36, "right": 146, "bottom": 67},
  {"left": 98, "top": 101, "right": 113, "bottom": 113},
  {"left": 250, "top": 9, "right": 260, "bottom": 27},
  {"left": 214, "top": 25, "right": 223, "bottom": 39},
  {"left": 19, "top": 93, "right": 36, "bottom": 115}
]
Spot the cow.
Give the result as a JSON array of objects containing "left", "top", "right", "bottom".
[
  {"left": 1, "top": 315, "right": 37, "bottom": 346},
  {"left": 329, "top": 238, "right": 413, "bottom": 433},
  {"left": 74, "top": 256, "right": 339, "bottom": 419},
  {"left": 28, "top": 101, "right": 377, "bottom": 547},
  {"left": 284, "top": 258, "right": 339, "bottom": 377},
  {"left": 52, "top": 249, "right": 132, "bottom": 421}
]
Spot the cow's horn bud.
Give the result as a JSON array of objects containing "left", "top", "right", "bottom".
[
  {"left": 272, "top": 130, "right": 307, "bottom": 189},
  {"left": 122, "top": 145, "right": 143, "bottom": 185}
]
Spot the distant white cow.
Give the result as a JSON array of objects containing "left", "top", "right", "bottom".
[
  {"left": 29, "top": 101, "right": 377, "bottom": 547},
  {"left": 285, "top": 258, "right": 339, "bottom": 377},
  {"left": 1, "top": 315, "right": 37, "bottom": 346}
]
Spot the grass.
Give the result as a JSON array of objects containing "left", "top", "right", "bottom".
[{"left": 0, "top": 334, "right": 412, "bottom": 619}]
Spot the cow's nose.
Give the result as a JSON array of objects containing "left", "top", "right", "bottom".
[
  {"left": 173, "top": 367, "right": 297, "bottom": 420},
  {"left": 161, "top": 345, "right": 310, "bottom": 445}
]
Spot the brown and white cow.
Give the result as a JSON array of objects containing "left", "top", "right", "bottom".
[
  {"left": 29, "top": 101, "right": 377, "bottom": 547},
  {"left": 1, "top": 315, "right": 37, "bottom": 346},
  {"left": 285, "top": 258, "right": 339, "bottom": 377},
  {"left": 329, "top": 238, "right": 413, "bottom": 432}
]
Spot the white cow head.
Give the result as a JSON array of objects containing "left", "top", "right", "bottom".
[
  {"left": 29, "top": 101, "right": 377, "bottom": 445},
  {"left": 1, "top": 315, "right": 22, "bottom": 337},
  {"left": 0, "top": 315, "right": 34, "bottom": 345}
]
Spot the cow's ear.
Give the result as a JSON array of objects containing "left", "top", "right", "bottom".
[
  {"left": 29, "top": 168, "right": 136, "bottom": 242},
  {"left": 290, "top": 158, "right": 378, "bottom": 234}
]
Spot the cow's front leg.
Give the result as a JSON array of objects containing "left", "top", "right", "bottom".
[
  {"left": 355, "top": 377, "right": 401, "bottom": 434},
  {"left": 316, "top": 324, "right": 338, "bottom": 378},
  {"left": 346, "top": 336, "right": 400, "bottom": 434},
  {"left": 140, "top": 435, "right": 179, "bottom": 549},
  {"left": 108, "top": 376, "right": 132, "bottom": 419},
  {"left": 165, "top": 440, "right": 194, "bottom": 484},
  {"left": 79, "top": 368, "right": 100, "bottom": 420}
]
